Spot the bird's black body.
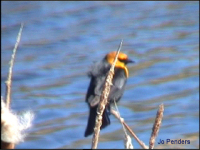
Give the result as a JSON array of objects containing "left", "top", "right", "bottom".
[{"left": 84, "top": 56, "right": 129, "bottom": 137}]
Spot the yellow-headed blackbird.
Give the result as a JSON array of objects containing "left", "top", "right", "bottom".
[{"left": 84, "top": 51, "right": 134, "bottom": 137}]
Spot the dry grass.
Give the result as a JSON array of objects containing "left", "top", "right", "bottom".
[
  {"left": 91, "top": 40, "right": 123, "bottom": 149},
  {"left": 1, "top": 23, "right": 34, "bottom": 149}
]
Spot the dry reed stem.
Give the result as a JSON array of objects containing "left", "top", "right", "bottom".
[
  {"left": 5, "top": 23, "right": 24, "bottom": 109},
  {"left": 2, "top": 23, "right": 24, "bottom": 149},
  {"left": 113, "top": 99, "right": 133, "bottom": 149},
  {"left": 124, "top": 134, "right": 133, "bottom": 149},
  {"left": 149, "top": 104, "right": 164, "bottom": 149},
  {"left": 91, "top": 40, "right": 123, "bottom": 149},
  {"left": 111, "top": 109, "right": 149, "bottom": 149}
]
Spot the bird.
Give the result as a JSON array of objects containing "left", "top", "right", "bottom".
[{"left": 84, "top": 51, "right": 134, "bottom": 137}]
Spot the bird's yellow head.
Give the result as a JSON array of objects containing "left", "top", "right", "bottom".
[{"left": 106, "top": 51, "right": 134, "bottom": 78}]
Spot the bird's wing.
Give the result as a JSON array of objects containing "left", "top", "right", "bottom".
[
  {"left": 86, "top": 60, "right": 106, "bottom": 107},
  {"left": 86, "top": 75, "right": 105, "bottom": 107},
  {"left": 108, "top": 73, "right": 127, "bottom": 102}
]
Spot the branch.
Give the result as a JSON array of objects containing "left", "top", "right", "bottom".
[{"left": 111, "top": 109, "right": 149, "bottom": 149}]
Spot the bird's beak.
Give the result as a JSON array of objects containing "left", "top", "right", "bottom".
[{"left": 125, "top": 59, "right": 135, "bottom": 64}]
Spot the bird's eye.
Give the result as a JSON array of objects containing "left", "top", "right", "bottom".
[{"left": 118, "top": 58, "right": 126, "bottom": 63}]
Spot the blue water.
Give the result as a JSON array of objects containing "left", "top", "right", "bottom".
[{"left": 1, "top": 1, "right": 199, "bottom": 149}]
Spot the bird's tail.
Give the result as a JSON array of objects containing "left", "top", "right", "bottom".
[{"left": 84, "top": 106, "right": 110, "bottom": 137}]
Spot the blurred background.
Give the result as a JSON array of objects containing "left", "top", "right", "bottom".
[{"left": 1, "top": 1, "right": 199, "bottom": 149}]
